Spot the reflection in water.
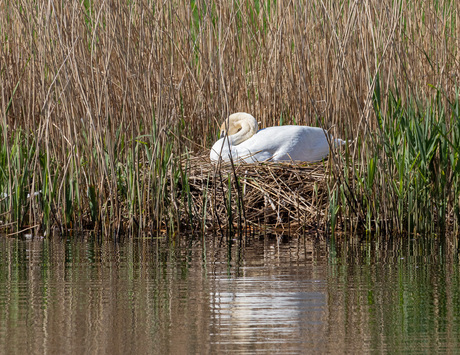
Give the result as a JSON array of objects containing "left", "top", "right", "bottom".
[
  {"left": 211, "top": 277, "right": 327, "bottom": 353},
  {"left": 207, "top": 236, "right": 329, "bottom": 353},
  {"left": 0, "top": 235, "right": 459, "bottom": 354}
]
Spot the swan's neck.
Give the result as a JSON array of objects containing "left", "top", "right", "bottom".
[{"left": 224, "top": 113, "right": 258, "bottom": 145}]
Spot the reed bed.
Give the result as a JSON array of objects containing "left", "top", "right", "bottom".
[{"left": 1, "top": 0, "right": 460, "bottom": 237}]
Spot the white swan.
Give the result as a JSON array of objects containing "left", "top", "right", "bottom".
[{"left": 210, "top": 112, "right": 346, "bottom": 163}]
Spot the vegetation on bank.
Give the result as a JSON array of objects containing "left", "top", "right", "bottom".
[{"left": 1, "top": 0, "right": 459, "bottom": 237}]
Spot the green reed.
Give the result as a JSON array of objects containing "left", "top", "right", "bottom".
[{"left": 334, "top": 86, "right": 460, "bottom": 235}]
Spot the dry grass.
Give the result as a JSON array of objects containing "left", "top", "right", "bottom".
[
  {"left": 1, "top": 0, "right": 460, "bottom": 237},
  {"left": 186, "top": 153, "right": 332, "bottom": 233}
]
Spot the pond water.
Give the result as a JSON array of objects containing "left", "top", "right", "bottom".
[{"left": 0, "top": 233, "right": 459, "bottom": 354}]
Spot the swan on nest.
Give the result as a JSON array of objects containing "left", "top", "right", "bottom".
[{"left": 210, "top": 112, "right": 346, "bottom": 163}]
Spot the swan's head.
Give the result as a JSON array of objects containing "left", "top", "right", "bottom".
[{"left": 219, "top": 113, "right": 259, "bottom": 144}]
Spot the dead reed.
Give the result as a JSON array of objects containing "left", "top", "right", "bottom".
[
  {"left": 185, "top": 154, "right": 331, "bottom": 233},
  {"left": 1, "top": 0, "right": 459, "bottom": 237}
]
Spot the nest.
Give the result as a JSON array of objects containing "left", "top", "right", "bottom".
[{"left": 184, "top": 153, "right": 332, "bottom": 233}]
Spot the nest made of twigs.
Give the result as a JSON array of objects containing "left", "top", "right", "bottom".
[{"left": 184, "top": 153, "right": 332, "bottom": 232}]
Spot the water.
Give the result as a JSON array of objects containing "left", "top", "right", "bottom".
[{"left": 0, "top": 234, "right": 459, "bottom": 354}]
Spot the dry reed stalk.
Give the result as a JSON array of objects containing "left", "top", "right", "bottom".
[{"left": 4, "top": 1, "right": 456, "bottom": 137}]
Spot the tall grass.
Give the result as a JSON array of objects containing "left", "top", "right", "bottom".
[
  {"left": 1, "top": 0, "right": 459, "bottom": 237},
  {"left": 335, "top": 86, "right": 460, "bottom": 235}
]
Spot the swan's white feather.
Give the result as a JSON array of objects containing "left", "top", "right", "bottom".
[{"left": 210, "top": 113, "right": 345, "bottom": 163}]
